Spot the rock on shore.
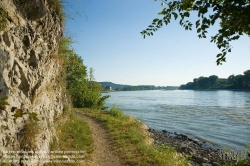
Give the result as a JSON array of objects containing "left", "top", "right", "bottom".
[{"left": 148, "top": 128, "right": 222, "bottom": 166}]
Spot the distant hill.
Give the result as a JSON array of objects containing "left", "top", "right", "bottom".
[
  {"left": 98, "top": 82, "right": 131, "bottom": 90},
  {"left": 98, "top": 82, "right": 179, "bottom": 91}
]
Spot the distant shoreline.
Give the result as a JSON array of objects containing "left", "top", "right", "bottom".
[{"left": 103, "top": 89, "right": 250, "bottom": 92}]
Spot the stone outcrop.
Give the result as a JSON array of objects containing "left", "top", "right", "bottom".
[{"left": 0, "top": 0, "right": 65, "bottom": 165}]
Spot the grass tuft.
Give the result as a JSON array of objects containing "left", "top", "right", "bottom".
[
  {"left": 47, "top": 0, "right": 65, "bottom": 23},
  {"left": 19, "top": 121, "right": 40, "bottom": 151},
  {"left": 0, "top": 9, "right": 7, "bottom": 31}
]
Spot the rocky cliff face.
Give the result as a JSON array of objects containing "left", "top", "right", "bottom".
[{"left": 0, "top": 0, "right": 65, "bottom": 164}]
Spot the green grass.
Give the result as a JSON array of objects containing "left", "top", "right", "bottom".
[
  {"left": 77, "top": 106, "right": 189, "bottom": 166},
  {"left": 50, "top": 112, "right": 94, "bottom": 166}
]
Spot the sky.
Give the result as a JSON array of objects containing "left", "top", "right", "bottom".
[{"left": 64, "top": 0, "right": 250, "bottom": 86}]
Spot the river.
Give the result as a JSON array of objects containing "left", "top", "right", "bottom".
[{"left": 104, "top": 90, "right": 250, "bottom": 151}]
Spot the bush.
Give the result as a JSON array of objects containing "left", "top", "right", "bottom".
[{"left": 108, "top": 104, "right": 124, "bottom": 119}]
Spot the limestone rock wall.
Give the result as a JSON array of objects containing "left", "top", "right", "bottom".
[{"left": 0, "top": 0, "right": 65, "bottom": 164}]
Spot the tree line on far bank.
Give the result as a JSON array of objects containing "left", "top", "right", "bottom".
[
  {"left": 114, "top": 86, "right": 178, "bottom": 91},
  {"left": 179, "top": 70, "right": 250, "bottom": 90}
]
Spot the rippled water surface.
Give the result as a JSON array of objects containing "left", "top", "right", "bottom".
[{"left": 104, "top": 90, "right": 250, "bottom": 150}]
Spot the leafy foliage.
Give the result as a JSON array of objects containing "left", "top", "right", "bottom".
[
  {"left": 179, "top": 69, "right": 250, "bottom": 89},
  {"left": 0, "top": 96, "right": 9, "bottom": 110},
  {"left": 13, "top": 109, "right": 25, "bottom": 123},
  {"left": 141, "top": 0, "right": 250, "bottom": 65},
  {"left": 59, "top": 37, "right": 109, "bottom": 109}
]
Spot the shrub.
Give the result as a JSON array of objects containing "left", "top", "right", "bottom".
[{"left": 108, "top": 104, "right": 124, "bottom": 119}]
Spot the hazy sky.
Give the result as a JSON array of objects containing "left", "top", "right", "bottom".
[{"left": 65, "top": 0, "right": 249, "bottom": 86}]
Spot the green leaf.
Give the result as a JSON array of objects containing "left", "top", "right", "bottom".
[
  {"left": 216, "top": 53, "right": 222, "bottom": 58},
  {"left": 153, "top": 18, "right": 159, "bottom": 23},
  {"left": 179, "top": 19, "right": 183, "bottom": 25},
  {"left": 196, "top": 20, "right": 200, "bottom": 28},
  {"left": 172, "top": 12, "right": 178, "bottom": 20},
  {"left": 13, "top": 109, "right": 26, "bottom": 123},
  {"left": 0, "top": 96, "right": 9, "bottom": 107},
  {"left": 195, "top": 1, "right": 202, "bottom": 6},
  {"left": 157, "top": 20, "right": 163, "bottom": 26},
  {"left": 201, "top": 24, "right": 209, "bottom": 30},
  {"left": 158, "top": 8, "right": 166, "bottom": 15},
  {"left": 216, "top": 58, "right": 222, "bottom": 65},
  {"left": 29, "top": 112, "right": 39, "bottom": 121},
  {"left": 184, "top": 12, "right": 190, "bottom": 17}
]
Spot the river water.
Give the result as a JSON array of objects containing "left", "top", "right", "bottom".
[{"left": 104, "top": 90, "right": 250, "bottom": 151}]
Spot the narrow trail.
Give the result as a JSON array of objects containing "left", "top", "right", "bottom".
[{"left": 75, "top": 112, "right": 125, "bottom": 166}]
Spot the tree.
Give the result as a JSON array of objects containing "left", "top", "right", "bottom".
[
  {"left": 84, "top": 68, "right": 110, "bottom": 109},
  {"left": 234, "top": 74, "right": 244, "bottom": 89},
  {"left": 208, "top": 75, "right": 218, "bottom": 87},
  {"left": 141, "top": 0, "right": 250, "bottom": 65},
  {"left": 64, "top": 52, "right": 88, "bottom": 108},
  {"left": 197, "top": 76, "right": 209, "bottom": 89},
  {"left": 243, "top": 70, "right": 250, "bottom": 88},
  {"left": 60, "top": 37, "right": 109, "bottom": 109},
  {"left": 227, "top": 74, "right": 235, "bottom": 88}
]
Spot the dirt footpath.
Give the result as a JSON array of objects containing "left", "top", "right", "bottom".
[{"left": 75, "top": 112, "right": 126, "bottom": 166}]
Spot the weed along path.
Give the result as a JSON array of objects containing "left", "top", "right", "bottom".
[{"left": 75, "top": 112, "right": 125, "bottom": 166}]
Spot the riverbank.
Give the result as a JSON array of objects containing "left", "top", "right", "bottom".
[
  {"left": 77, "top": 107, "right": 189, "bottom": 166},
  {"left": 104, "top": 90, "right": 250, "bottom": 153},
  {"left": 52, "top": 108, "right": 249, "bottom": 166},
  {"left": 148, "top": 128, "right": 221, "bottom": 166}
]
